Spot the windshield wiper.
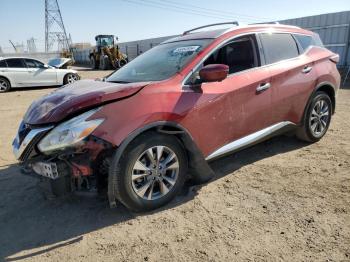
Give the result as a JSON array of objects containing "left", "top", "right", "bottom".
[{"left": 107, "top": 80, "right": 131, "bottom": 84}]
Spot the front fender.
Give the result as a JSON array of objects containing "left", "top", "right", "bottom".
[{"left": 105, "top": 121, "right": 214, "bottom": 208}]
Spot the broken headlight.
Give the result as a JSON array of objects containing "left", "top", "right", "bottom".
[{"left": 38, "top": 108, "right": 104, "bottom": 154}]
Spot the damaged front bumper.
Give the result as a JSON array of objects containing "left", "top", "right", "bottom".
[{"left": 13, "top": 122, "right": 114, "bottom": 195}]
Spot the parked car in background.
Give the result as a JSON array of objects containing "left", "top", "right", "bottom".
[
  {"left": 13, "top": 22, "right": 340, "bottom": 212},
  {"left": 0, "top": 57, "right": 79, "bottom": 92}
]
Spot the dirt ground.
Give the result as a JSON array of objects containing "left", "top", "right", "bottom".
[{"left": 0, "top": 69, "right": 349, "bottom": 261}]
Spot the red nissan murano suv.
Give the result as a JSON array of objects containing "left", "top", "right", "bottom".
[{"left": 13, "top": 22, "right": 340, "bottom": 211}]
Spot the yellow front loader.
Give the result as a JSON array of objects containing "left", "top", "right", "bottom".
[{"left": 89, "top": 35, "right": 128, "bottom": 70}]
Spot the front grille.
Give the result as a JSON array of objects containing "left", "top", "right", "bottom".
[
  {"left": 14, "top": 125, "right": 54, "bottom": 162},
  {"left": 19, "top": 131, "right": 48, "bottom": 162},
  {"left": 17, "top": 122, "right": 31, "bottom": 145}
]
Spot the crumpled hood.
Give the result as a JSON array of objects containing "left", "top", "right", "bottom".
[
  {"left": 47, "top": 58, "right": 73, "bottom": 68},
  {"left": 24, "top": 79, "right": 150, "bottom": 125}
]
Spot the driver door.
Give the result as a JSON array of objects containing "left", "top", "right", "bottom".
[
  {"left": 184, "top": 35, "right": 273, "bottom": 158},
  {"left": 24, "top": 59, "right": 58, "bottom": 86}
]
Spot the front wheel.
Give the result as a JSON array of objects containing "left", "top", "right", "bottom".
[
  {"left": 111, "top": 133, "right": 188, "bottom": 212},
  {"left": 296, "top": 91, "right": 332, "bottom": 142},
  {"left": 63, "top": 73, "right": 79, "bottom": 85},
  {"left": 99, "top": 56, "right": 110, "bottom": 70},
  {"left": 90, "top": 56, "right": 98, "bottom": 69}
]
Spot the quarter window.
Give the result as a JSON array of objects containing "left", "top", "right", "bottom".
[
  {"left": 260, "top": 33, "right": 299, "bottom": 64},
  {"left": 6, "top": 58, "right": 26, "bottom": 68},
  {"left": 294, "top": 34, "right": 315, "bottom": 51}
]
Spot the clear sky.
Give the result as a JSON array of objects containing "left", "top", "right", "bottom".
[{"left": 1, "top": 0, "right": 349, "bottom": 52}]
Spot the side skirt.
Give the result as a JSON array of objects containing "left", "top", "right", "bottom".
[{"left": 205, "top": 121, "right": 296, "bottom": 161}]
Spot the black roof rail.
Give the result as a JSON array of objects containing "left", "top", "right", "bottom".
[
  {"left": 183, "top": 21, "right": 239, "bottom": 35},
  {"left": 249, "top": 21, "right": 280, "bottom": 25}
]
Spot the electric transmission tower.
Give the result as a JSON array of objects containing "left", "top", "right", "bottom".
[
  {"left": 45, "top": 0, "right": 70, "bottom": 52},
  {"left": 27, "top": 37, "right": 37, "bottom": 53}
]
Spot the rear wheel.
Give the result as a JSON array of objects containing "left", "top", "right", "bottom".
[
  {"left": 0, "top": 78, "right": 11, "bottom": 93},
  {"left": 118, "top": 59, "right": 127, "bottom": 68},
  {"left": 111, "top": 133, "right": 188, "bottom": 212},
  {"left": 296, "top": 91, "right": 332, "bottom": 142}
]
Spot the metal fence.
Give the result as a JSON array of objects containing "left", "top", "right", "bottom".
[
  {"left": 117, "top": 35, "right": 177, "bottom": 60},
  {"left": 280, "top": 11, "right": 350, "bottom": 67}
]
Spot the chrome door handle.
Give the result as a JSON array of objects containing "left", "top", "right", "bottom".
[
  {"left": 302, "top": 66, "right": 312, "bottom": 74},
  {"left": 256, "top": 82, "right": 271, "bottom": 92}
]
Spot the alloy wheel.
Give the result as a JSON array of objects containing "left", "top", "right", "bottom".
[
  {"left": 67, "top": 74, "right": 78, "bottom": 84},
  {"left": 131, "top": 145, "right": 179, "bottom": 200},
  {"left": 0, "top": 79, "right": 8, "bottom": 92},
  {"left": 309, "top": 99, "right": 330, "bottom": 137}
]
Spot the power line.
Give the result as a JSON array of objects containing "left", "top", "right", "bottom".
[
  {"left": 154, "top": 0, "right": 273, "bottom": 21},
  {"left": 121, "top": 0, "right": 259, "bottom": 23},
  {"left": 141, "top": 0, "right": 261, "bottom": 21}
]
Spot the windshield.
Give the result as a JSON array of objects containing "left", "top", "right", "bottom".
[
  {"left": 99, "top": 37, "right": 114, "bottom": 46},
  {"left": 106, "top": 39, "right": 212, "bottom": 83},
  {"left": 48, "top": 58, "right": 71, "bottom": 67}
]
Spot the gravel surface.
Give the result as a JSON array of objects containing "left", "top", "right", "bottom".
[{"left": 0, "top": 70, "right": 349, "bottom": 261}]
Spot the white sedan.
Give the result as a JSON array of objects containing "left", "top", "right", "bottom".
[{"left": 0, "top": 57, "right": 80, "bottom": 92}]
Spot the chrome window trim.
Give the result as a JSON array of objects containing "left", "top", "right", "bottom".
[
  {"left": 205, "top": 121, "right": 295, "bottom": 161},
  {"left": 13, "top": 125, "right": 53, "bottom": 160}
]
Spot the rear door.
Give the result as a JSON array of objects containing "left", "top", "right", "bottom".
[
  {"left": 24, "top": 59, "right": 58, "bottom": 86},
  {"left": 4, "top": 58, "right": 28, "bottom": 87},
  {"left": 259, "top": 33, "right": 317, "bottom": 125}
]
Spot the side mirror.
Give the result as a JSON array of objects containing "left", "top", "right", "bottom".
[
  {"left": 199, "top": 64, "right": 229, "bottom": 83},
  {"left": 41, "top": 64, "right": 49, "bottom": 69}
]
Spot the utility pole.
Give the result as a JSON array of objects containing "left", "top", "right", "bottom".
[{"left": 45, "top": 0, "right": 70, "bottom": 52}]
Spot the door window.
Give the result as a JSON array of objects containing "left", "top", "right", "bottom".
[
  {"left": 6, "top": 58, "right": 26, "bottom": 68},
  {"left": 204, "top": 35, "right": 260, "bottom": 74},
  {"left": 186, "top": 35, "right": 260, "bottom": 85},
  {"left": 0, "top": 60, "right": 7, "bottom": 68},
  {"left": 260, "top": 33, "right": 299, "bottom": 64},
  {"left": 24, "top": 59, "right": 44, "bottom": 68}
]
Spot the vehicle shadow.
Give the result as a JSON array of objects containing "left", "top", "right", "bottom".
[{"left": 0, "top": 135, "right": 308, "bottom": 261}]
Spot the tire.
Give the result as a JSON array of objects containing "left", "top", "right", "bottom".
[
  {"left": 63, "top": 73, "right": 79, "bottom": 85},
  {"left": 99, "top": 56, "right": 110, "bottom": 70},
  {"left": 111, "top": 132, "right": 188, "bottom": 212},
  {"left": 296, "top": 91, "right": 332, "bottom": 142},
  {"left": 90, "top": 56, "right": 98, "bottom": 69},
  {"left": 0, "top": 77, "right": 11, "bottom": 93},
  {"left": 118, "top": 59, "right": 127, "bottom": 68}
]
